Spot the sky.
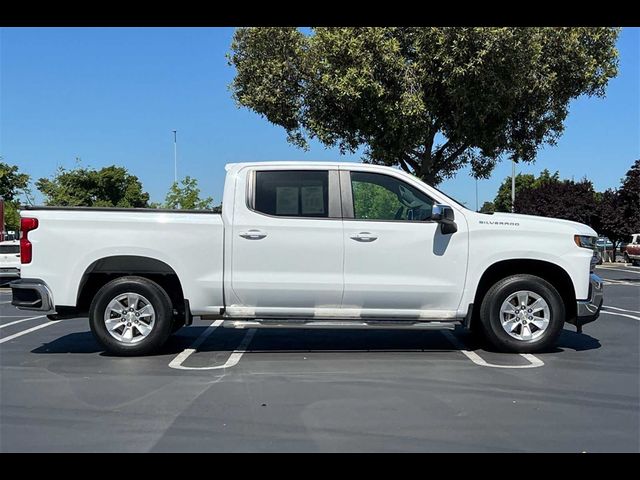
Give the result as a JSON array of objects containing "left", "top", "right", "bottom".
[{"left": 1, "top": 27, "right": 638, "bottom": 209}]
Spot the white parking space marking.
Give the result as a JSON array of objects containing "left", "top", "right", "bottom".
[
  {"left": 169, "top": 321, "right": 257, "bottom": 371},
  {"left": 440, "top": 331, "right": 544, "bottom": 369},
  {"left": 597, "top": 266, "right": 640, "bottom": 275},
  {"left": 0, "top": 301, "right": 12, "bottom": 304},
  {"left": 601, "top": 311, "right": 640, "bottom": 321},
  {"left": 602, "top": 279, "right": 639, "bottom": 286},
  {"left": 0, "top": 320, "right": 61, "bottom": 344},
  {"left": 0, "top": 315, "right": 46, "bottom": 329},
  {"left": 603, "top": 305, "right": 640, "bottom": 315}
]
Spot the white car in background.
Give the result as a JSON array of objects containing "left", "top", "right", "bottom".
[{"left": 0, "top": 240, "right": 21, "bottom": 285}]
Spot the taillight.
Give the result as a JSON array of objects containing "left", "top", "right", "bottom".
[{"left": 20, "top": 217, "right": 39, "bottom": 264}]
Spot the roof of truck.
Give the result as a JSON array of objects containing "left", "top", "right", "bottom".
[{"left": 225, "top": 161, "right": 398, "bottom": 171}]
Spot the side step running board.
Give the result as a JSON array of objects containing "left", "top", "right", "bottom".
[{"left": 222, "top": 319, "right": 460, "bottom": 330}]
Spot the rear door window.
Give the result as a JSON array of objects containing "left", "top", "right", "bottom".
[{"left": 254, "top": 170, "right": 329, "bottom": 218}]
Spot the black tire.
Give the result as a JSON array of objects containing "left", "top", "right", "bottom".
[
  {"left": 624, "top": 253, "right": 630, "bottom": 264},
  {"left": 89, "top": 276, "right": 173, "bottom": 356},
  {"left": 479, "top": 274, "right": 565, "bottom": 353}
]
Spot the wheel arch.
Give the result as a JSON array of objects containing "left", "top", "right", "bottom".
[
  {"left": 471, "top": 259, "right": 577, "bottom": 329},
  {"left": 75, "top": 255, "right": 186, "bottom": 316}
]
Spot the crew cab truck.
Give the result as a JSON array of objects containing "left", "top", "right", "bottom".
[{"left": 11, "top": 162, "right": 603, "bottom": 356}]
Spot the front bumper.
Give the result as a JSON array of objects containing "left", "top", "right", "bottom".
[
  {"left": 10, "top": 278, "right": 55, "bottom": 312},
  {"left": 572, "top": 273, "right": 604, "bottom": 328}
]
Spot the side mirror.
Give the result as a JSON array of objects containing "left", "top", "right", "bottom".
[{"left": 431, "top": 204, "right": 457, "bottom": 234}]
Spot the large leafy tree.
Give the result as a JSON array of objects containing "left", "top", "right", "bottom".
[
  {"left": 36, "top": 165, "right": 149, "bottom": 207},
  {"left": 619, "top": 159, "right": 640, "bottom": 234},
  {"left": 493, "top": 169, "right": 559, "bottom": 212},
  {"left": 229, "top": 27, "right": 619, "bottom": 184},
  {"left": 163, "top": 176, "right": 214, "bottom": 210},
  {"left": 594, "top": 189, "right": 628, "bottom": 258},
  {"left": 514, "top": 177, "right": 598, "bottom": 226}
]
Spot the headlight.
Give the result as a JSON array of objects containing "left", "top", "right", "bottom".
[{"left": 574, "top": 235, "right": 597, "bottom": 250}]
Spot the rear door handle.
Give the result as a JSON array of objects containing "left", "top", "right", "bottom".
[
  {"left": 350, "top": 232, "right": 378, "bottom": 242},
  {"left": 239, "top": 229, "right": 267, "bottom": 240}
]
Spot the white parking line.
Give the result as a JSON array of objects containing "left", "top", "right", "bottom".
[
  {"left": 0, "top": 301, "right": 12, "bottom": 304},
  {"left": 0, "top": 315, "right": 46, "bottom": 329},
  {"left": 603, "top": 280, "right": 639, "bottom": 286},
  {"left": 440, "top": 331, "right": 544, "bottom": 369},
  {"left": 603, "top": 305, "right": 640, "bottom": 315},
  {"left": 0, "top": 320, "right": 61, "bottom": 344},
  {"left": 169, "top": 321, "right": 257, "bottom": 371},
  {"left": 600, "top": 311, "right": 640, "bottom": 321},
  {"left": 597, "top": 266, "right": 640, "bottom": 275}
]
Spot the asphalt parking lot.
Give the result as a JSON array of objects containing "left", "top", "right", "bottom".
[{"left": 1, "top": 265, "right": 638, "bottom": 452}]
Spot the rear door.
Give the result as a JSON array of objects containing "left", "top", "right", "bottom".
[{"left": 228, "top": 167, "right": 344, "bottom": 317}]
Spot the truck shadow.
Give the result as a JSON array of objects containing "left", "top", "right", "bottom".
[
  {"left": 30, "top": 325, "right": 601, "bottom": 356},
  {"left": 456, "top": 328, "right": 601, "bottom": 353}
]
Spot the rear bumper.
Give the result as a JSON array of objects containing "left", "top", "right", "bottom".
[
  {"left": 0, "top": 268, "right": 20, "bottom": 280},
  {"left": 573, "top": 273, "right": 604, "bottom": 327},
  {"left": 10, "top": 278, "right": 55, "bottom": 312}
]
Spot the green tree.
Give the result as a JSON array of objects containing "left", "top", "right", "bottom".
[
  {"left": 1, "top": 160, "right": 32, "bottom": 231},
  {"left": 229, "top": 27, "right": 619, "bottom": 184},
  {"left": 163, "top": 176, "right": 214, "bottom": 210},
  {"left": 352, "top": 181, "right": 399, "bottom": 219},
  {"left": 0, "top": 161, "right": 30, "bottom": 202},
  {"left": 479, "top": 201, "right": 495, "bottom": 214},
  {"left": 494, "top": 169, "right": 560, "bottom": 212},
  {"left": 514, "top": 177, "right": 598, "bottom": 226},
  {"left": 594, "top": 189, "right": 627, "bottom": 258},
  {"left": 36, "top": 165, "right": 149, "bottom": 207},
  {"left": 619, "top": 159, "right": 640, "bottom": 233}
]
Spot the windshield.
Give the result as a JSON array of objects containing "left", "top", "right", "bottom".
[
  {"left": 427, "top": 184, "right": 469, "bottom": 210},
  {"left": 401, "top": 171, "right": 469, "bottom": 210}
]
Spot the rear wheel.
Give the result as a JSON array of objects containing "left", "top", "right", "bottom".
[
  {"left": 479, "top": 274, "right": 565, "bottom": 353},
  {"left": 89, "top": 276, "right": 173, "bottom": 356}
]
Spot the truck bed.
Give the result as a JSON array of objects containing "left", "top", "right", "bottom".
[{"left": 19, "top": 206, "right": 225, "bottom": 315}]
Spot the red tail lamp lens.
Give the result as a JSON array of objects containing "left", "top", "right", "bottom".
[{"left": 20, "top": 217, "right": 39, "bottom": 264}]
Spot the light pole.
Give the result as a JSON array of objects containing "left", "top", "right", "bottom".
[
  {"left": 511, "top": 160, "right": 516, "bottom": 213},
  {"left": 475, "top": 176, "right": 478, "bottom": 212},
  {"left": 172, "top": 130, "right": 178, "bottom": 185}
]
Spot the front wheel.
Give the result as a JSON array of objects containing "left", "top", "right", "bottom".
[
  {"left": 479, "top": 274, "right": 565, "bottom": 353},
  {"left": 89, "top": 276, "right": 173, "bottom": 356}
]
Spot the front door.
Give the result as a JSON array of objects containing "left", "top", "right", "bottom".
[
  {"left": 341, "top": 169, "right": 468, "bottom": 319},
  {"left": 229, "top": 168, "right": 344, "bottom": 317}
]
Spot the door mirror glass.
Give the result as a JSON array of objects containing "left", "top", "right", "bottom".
[{"left": 431, "top": 204, "right": 457, "bottom": 234}]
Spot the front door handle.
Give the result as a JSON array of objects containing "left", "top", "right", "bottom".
[
  {"left": 239, "top": 229, "right": 267, "bottom": 240},
  {"left": 350, "top": 232, "right": 378, "bottom": 242}
]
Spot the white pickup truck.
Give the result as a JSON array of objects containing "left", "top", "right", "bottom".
[{"left": 11, "top": 162, "right": 603, "bottom": 355}]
